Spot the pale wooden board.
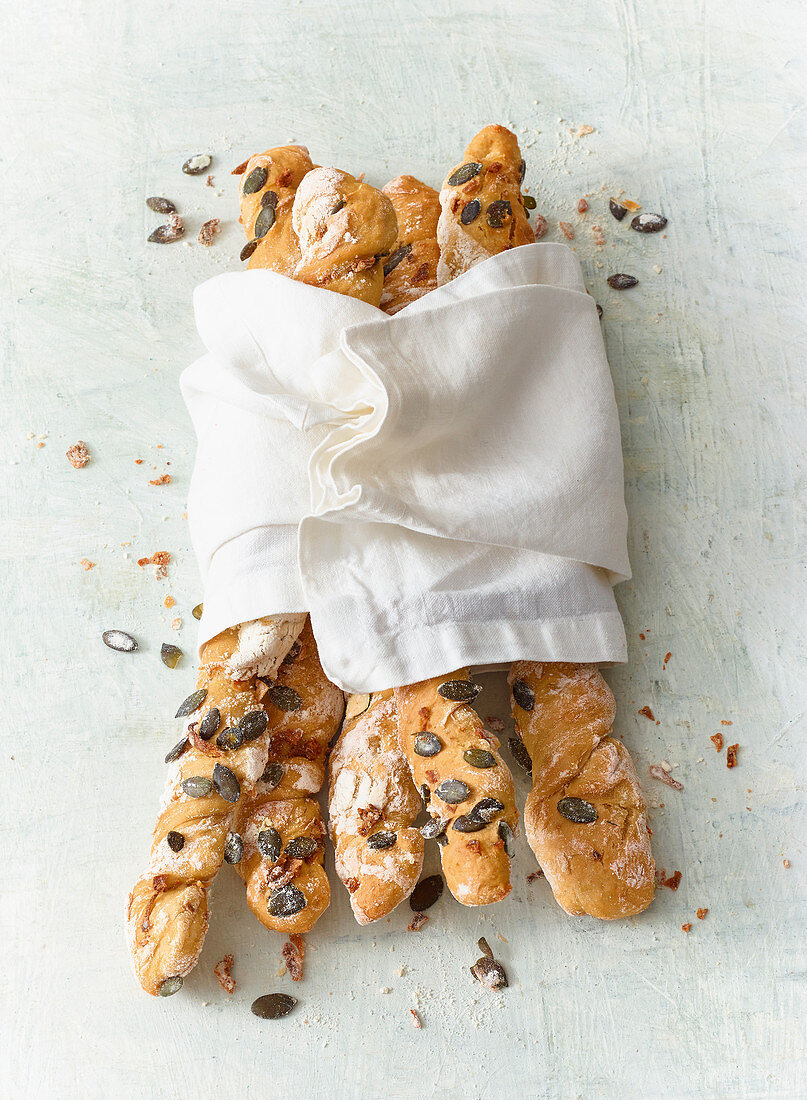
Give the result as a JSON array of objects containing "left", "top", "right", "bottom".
[{"left": 1, "top": 0, "right": 805, "bottom": 1097}]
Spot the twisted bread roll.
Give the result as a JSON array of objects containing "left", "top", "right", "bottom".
[
  {"left": 509, "top": 663, "right": 655, "bottom": 919},
  {"left": 238, "top": 144, "right": 314, "bottom": 275},
  {"left": 380, "top": 175, "right": 440, "bottom": 314},
  {"left": 436, "top": 123, "right": 534, "bottom": 285},
  {"left": 394, "top": 672, "right": 518, "bottom": 907},
  {"left": 328, "top": 691, "right": 424, "bottom": 924}
]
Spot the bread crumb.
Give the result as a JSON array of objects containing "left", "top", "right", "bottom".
[
  {"left": 681, "top": 923, "right": 692, "bottom": 932},
  {"left": 149, "top": 473, "right": 171, "bottom": 486},
  {"left": 80, "top": 558, "right": 95, "bottom": 571},
  {"left": 410, "top": 1009, "right": 422, "bottom": 1028},
  {"left": 66, "top": 441, "right": 90, "bottom": 468},
  {"left": 213, "top": 954, "right": 235, "bottom": 994},
  {"left": 726, "top": 744, "right": 739, "bottom": 768},
  {"left": 696, "top": 908, "right": 708, "bottom": 920},
  {"left": 164, "top": 595, "right": 175, "bottom": 608}
]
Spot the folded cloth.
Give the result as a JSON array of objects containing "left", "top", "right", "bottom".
[{"left": 181, "top": 243, "right": 630, "bottom": 693}]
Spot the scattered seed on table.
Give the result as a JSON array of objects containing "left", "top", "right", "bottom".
[
  {"left": 102, "top": 630, "right": 138, "bottom": 652},
  {"left": 607, "top": 273, "right": 639, "bottom": 290},
  {"left": 251, "top": 993, "right": 297, "bottom": 1019}
]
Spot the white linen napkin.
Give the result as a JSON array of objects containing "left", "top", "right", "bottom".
[{"left": 180, "top": 243, "right": 630, "bottom": 693}]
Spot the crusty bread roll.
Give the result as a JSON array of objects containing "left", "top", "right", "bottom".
[
  {"left": 238, "top": 144, "right": 315, "bottom": 276},
  {"left": 380, "top": 175, "right": 440, "bottom": 314}
]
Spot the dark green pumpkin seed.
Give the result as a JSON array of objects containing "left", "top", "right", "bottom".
[
  {"left": 181, "top": 776, "right": 215, "bottom": 798},
  {"left": 191, "top": 603, "right": 203, "bottom": 620},
  {"left": 268, "top": 883, "right": 307, "bottom": 917},
  {"left": 165, "top": 737, "right": 189, "bottom": 763},
  {"left": 448, "top": 162, "right": 482, "bottom": 186},
  {"left": 260, "top": 762, "right": 284, "bottom": 789},
  {"left": 261, "top": 190, "right": 279, "bottom": 209},
  {"left": 486, "top": 200, "right": 512, "bottom": 228},
  {"left": 512, "top": 678, "right": 535, "bottom": 712},
  {"left": 460, "top": 199, "right": 481, "bottom": 225},
  {"left": 366, "top": 831, "right": 397, "bottom": 850},
  {"left": 437, "top": 679, "right": 481, "bottom": 703},
  {"left": 478, "top": 936, "right": 493, "bottom": 959},
  {"left": 198, "top": 708, "right": 220, "bottom": 740},
  {"left": 471, "top": 956, "right": 508, "bottom": 989},
  {"left": 146, "top": 196, "right": 176, "bottom": 214},
  {"left": 251, "top": 993, "right": 297, "bottom": 1019},
  {"left": 161, "top": 643, "right": 183, "bottom": 669},
  {"left": 240, "top": 239, "right": 259, "bottom": 262},
  {"left": 420, "top": 816, "right": 447, "bottom": 840},
  {"left": 410, "top": 874, "right": 444, "bottom": 911},
  {"left": 523, "top": 194, "right": 537, "bottom": 210},
  {"left": 148, "top": 219, "right": 184, "bottom": 243},
  {"left": 557, "top": 796, "right": 598, "bottom": 824},
  {"left": 238, "top": 709, "right": 268, "bottom": 742},
  {"left": 257, "top": 827, "right": 282, "bottom": 862},
  {"left": 435, "top": 779, "right": 470, "bottom": 805},
  {"left": 166, "top": 830, "right": 185, "bottom": 852},
  {"left": 243, "top": 166, "right": 268, "bottom": 194},
  {"left": 330, "top": 199, "right": 346, "bottom": 214},
  {"left": 216, "top": 726, "right": 243, "bottom": 751},
  {"left": 281, "top": 640, "right": 301, "bottom": 666},
  {"left": 175, "top": 689, "right": 207, "bottom": 718},
  {"left": 224, "top": 831, "right": 243, "bottom": 863},
  {"left": 383, "top": 244, "right": 412, "bottom": 277},
  {"left": 463, "top": 747, "right": 496, "bottom": 769},
  {"left": 268, "top": 685, "right": 303, "bottom": 712},
  {"left": 102, "top": 629, "right": 138, "bottom": 652},
  {"left": 509, "top": 736, "right": 532, "bottom": 773},
  {"left": 436, "top": 832, "right": 448, "bottom": 847},
  {"left": 470, "top": 797, "right": 505, "bottom": 823},
  {"left": 182, "top": 153, "right": 211, "bottom": 175},
  {"left": 498, "top": 820, "right": 515, "bottom": 857},
  {"left": 420, "top": 783, "right": 430, "bottom": 806},
  {"left": 212, "top": 763, "right": 240, "bottom": 803},
  {"left": 284, "top": 836, "right": 318, "bottom": 859},
  {"left": 519, "top": 159, "right": 526, "bottom": 183},
  {"left": 609, "top": 199, "right": 628, "bottom": 221},
  {"left": 631, "top": 212, "right": 667, "bottom": 233},
  {"left": 452, "top": 814, "right": 486, "bottom": 833},
  {"left": 414, "top": 732, "right": 442, "bottom": 757},
  {"left": 607, "top": 273, "right": 638, "bottom": 289},
  {"left": 158, "top": 976, "right": 183, "bottom": 997},
  {"left": 254, "top": 204, "right": 275, "bottom": 237}
]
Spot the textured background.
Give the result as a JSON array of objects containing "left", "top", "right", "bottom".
[{"left": 2, "top": 0, "right": 805, "bottom": 1097}]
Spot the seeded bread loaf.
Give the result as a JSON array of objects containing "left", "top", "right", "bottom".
[
  {"left": 394, "top": 672, "right": 518, "bottom": 907},
  {"left": 508, "top": 662, "right": 655, "bottom": 919},
  {"left": 237, "top": 144, "right": 315, "bottom": 274},
  {"left": 380, "top": 175, "right": 440, "bottom": 314},
  {"left": 328, "top": 690, "right": 425, "bottom": 924}
]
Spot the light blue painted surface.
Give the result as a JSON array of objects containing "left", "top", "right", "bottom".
[{"left": 1, "top": 1, "right": 805, "bottom": 1097}]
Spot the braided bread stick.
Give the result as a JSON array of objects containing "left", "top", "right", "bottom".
[
  {"left": 328, "top": 691, "right": 424, "bottom": 924},
  {"left": 380, "top": 175, "right": 440, "bottom": 314},
  {"left": 436, "top": 123, "right": 534, "bottom": 285},
  {"left": 238, "top": 144, "right": 314, "bottom": 274},
  {"left": 394, "top": 672, "right": 518, "bottom": 907},
  {"left": 509, "top": 663, "right": 654, "bottom": 918}
]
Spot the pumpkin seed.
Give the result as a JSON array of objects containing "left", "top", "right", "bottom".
[
  {"left": 519, "top": 159, "right": 526, "bottom": 183},
  {"left": 478, "top": 936, "right": 493, "bottom": 959},
  {"left": 367, "top": 831, "right": 397, "bottom": 850},
  {"left": 158, "top": 976, "right": 183, "bottom": 997},
  {"left": 420, "top": 816, "right": 447, "bottom": 840},
  {"left": 165, "top": 737, "right": 189, "bottom": 763},
  {"left": 251, "top": 992, "right": 297, "bottom": 1019},
  {"left": 182, "top": 153, "right": 212, "bottom": 175},
  {"left": 240, "top": 239, "right": 259, "bottom": 262},
  {"left": 471, "top": 956, "right": 508, "bottom": 989},
  {"left": 498, "top": 820, "right": 515, "bottom": 857},
  {"left": 166, "top": 830, "right": 185, "bottom": 852},
  {"left": 463, "top": 747, "right": 496, "bottom": 769},
  {"left": 198, "top": 708, "right": 220, "bottom": 741},
  {"left": 281, "top": 640, "right": 301, "bottom": 666},
  {"left": 261, "top": 190, "right": 279, "bottom": 209},
  {"left": 486, "top": 200, "right": 512, "bottom": 228},
  {"left": 435, "top": 779, "right": 470, "bottom": 805},
  {"left": 414, "top": 732, "right": 442, "bottom": 757},
  {"left": 383, "top": 244, "right": 411, "bottom": 277},
  {"left": 448, "top": 162, "right": 482, "bottom": 186},
  {"left": 268, "top": 883, "right": 307, "bottom": 917},
  {"left": 419, "top": 783, "right": 430, "bottom": 806},
  {"left": 268, "top": 685, "right": 303, "bottom": 712},
  {"left": 148, "top": 218, "right": 185, "bottom": 243},
  {"left": 161, "top": 643, "right": 183, "bottom": 669},
  {"left": 192, "top": 603, "right": 203, "bottom": 620},
  {"left": 257, "top": 827, "right": 282, "bottom": 862},
  {"left": 609, "top": 199, "right": 628, "bottom": 221},
  {"left": 460, "top": 199, "right": 481, "bottom": 225},
  {"left": 509, "top": 736, "right": 532, "bottom": 773},
  {"left": 557, "top": 796, "right": 598, "bottom": 823},
  {"left": 175, "top": 690, "right": 206, "bottom": 717},
  {"left": 284, "top": 836, "right": 318, "bottom": 859},
  {"left": 607, "top": 273, "right": 638, "bottom": 289},
  {"left": 410, "top": 874, "right": 444, "bottom": 911},
  {"left": 216, "top": 726, "right": 243, "bottom": 751},
  {"left": 345, "top": 693, "right": 371, "bottom": 723},
  {"left": 238, "top": 709, "right": 268, "bottom": 742},
  {"left": 146, "top": 197, "right": 176, "bottom": 214},
  {"left": 470, "top": 797, "right": 505, "bottom": 823},
  {"left": 224, "top": 831, "right": 243, "bottom": 863},
  {"left": 436, "top": 832, "right": 448, "bottom": 847},
  {"left": 181, "top": 776, "right": 214, "bottom": 798},
  {"left": 511, "top": 678, "right": 535, "bottom": 712},
  {"left": 437, "top": 679, "right": 481, "bottom": 703},
  {"left": 254, "top": 204, "right": 275, "bottom": 237},
  {"left": 631, "top": 212, "right": 667, "bottom": 233},
  {"left": 523, "top": 194, "right": 537, "bottom": 210},
  {"left": 330, "top": 199, "right": 346, "bottom": 214},
  {"left": 260, "top": 762, "right": 284, "bottom": 789},
  {"left": 452, "top": 814, "right": 486, "bottom": 833},
  {"left": 242, "top": 166, "right": 268, "bottom": 194},
  {"left": 212, "top": 763, "right": 240, "bottom": 803},
  {"left": 102, "top": 629, "right": 138, "bottom": 652}
]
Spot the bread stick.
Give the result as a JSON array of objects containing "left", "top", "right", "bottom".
[
  {"left": 380, "top": 175, "right": 440, "bottom": 314},
  {"left": 238, "top": 144, "right": 314, "bottom": 276}
]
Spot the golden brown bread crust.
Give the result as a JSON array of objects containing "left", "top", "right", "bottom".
[
  {"left": 380, "top": 175, "right": 440, "bottom": 314},
  {"left": 394, "top": 671, "right": 517, "bottom": 907},
  {"left": 328, "top": 691, "right": 424, "bottom": 924},
  {"left": 436, "top": 124, "right": 534, "bottom": 285},
  {"left": 509, "top": 662, "right": 655, "bottom": 919},
  {"left": 239, "top": 145, "right": 315, "bottom": 276}
]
